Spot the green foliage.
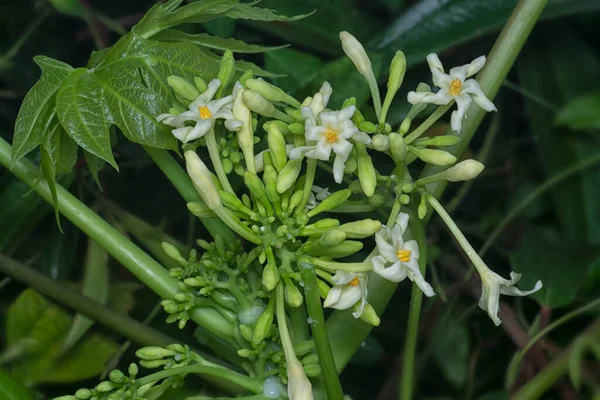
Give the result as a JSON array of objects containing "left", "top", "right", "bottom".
[
  {"left": 431, "top": 312, "right": 469, "bottom": 388},
  {"left": 0, "top": 369, "right": 34, "bottom": 400},
  {"left": 555, "top": 93, "right": 600, "bottom": 131}
]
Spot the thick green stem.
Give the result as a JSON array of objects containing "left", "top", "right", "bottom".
[
  {"left": 301, "top": 265, "right": 344, "bottom": 400},
  {"left": 137, "top": 364, "right": 262, "bottom": 394},
  {"left": 399, "top": 219, "right": 427, "bottom": 400},
  {"left": 143, "top": 146, "right": 234, "bottom": 241}
]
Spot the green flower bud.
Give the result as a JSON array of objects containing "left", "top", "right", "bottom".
[
  {"left": 264, "top": 177, "right": 281, "bottom": 205},
  {"left": 240, "top": 324, "right": 253, "bottom": 342},
  {"left": 167, "top": 76, "right": 200, "bottom": 102},
  {"left": 349, "top": 180, "right": 363, "bottom": 194},
  {"left": 161, "top": 242, "right": 183, "bottom": 262},
  {"left": 288, "top": 122, "right": 305, "bottom": 135},
  {"left": 387, "top": 50, "right": 407, "bottom": 96},
  {"left": 136, "top": 346, "right": 176, "bottom": 361},
  {"left": 96, "top": 381, "right": 114, "bottom": 393},
  {"left": 358, "top": 121, "right": 377, "bottom": 133},
  {"left": 344, "top": 156, "right": 358, "bottom": 174},
  {"left": 216, "top": 50, "right": 235, "bottom": 98},
  {"left": 309, "top": 240, "right": 364, "bottom": 258},
  {"left": 357, "top": 144, "right": 377, "bottom": 197},
  {"left": 368, "top": 193, "right": 385, "bottom": 207},
  {"left": 371, "top": 134, "right": 390, "bottom": 151},
  {"left": 342, "top": 97, "right": 356, "bottom": 108},
  {"left": 418, "top": 202, "right": 428, "bottom": 220},
  {"left": 339, "top": 31, "right": 374, "bottom": 87},
  {"left": 399, "top": 117, "right": 412, "bottom": 135},
  {"left": 128, "top": 363, "right": 139, "bottom": 377},
  {"left": 232, "top": 86, "right": 255, "bottom": 173},
  {"left": 359, "top": 303, "right": 381, "bottom": 326},
  {"left": 301, "top": 354, "right": 319, "bottom": 365},
  {"left": 243, "top": 90, "right": 276, "bottom": 117},
  {"left": 244, "top": 171, "right": 269, "bottom": 201},
  {"left": 317, "top": 279, "right": 330, "bottom": 299},
  {"left": 319, "top": 229, "right": 347, "bottom": 247},
  {"left": 238, "top": 349, "right": 254, "bottom": 358},
  {"left": 219, "top": 190, "right": 254, "bottom": 216},
  {"left": 262, "top": 263, "right": 280, "bottom": 292},
  {"left": 399, "top": 194, "right": 411, "bottom": 205},
  {"left": 140, "top": 359, "right": 169, "bottom": 369},
  {"left": 222, "top": 158, "right": 234, "bottom": 174},
  {"left": 185, "top": 151, "right": 222, "bottom": 209},
  {"left": 253, "top": 296, "right": 275, "bottom": 344},
  {"left": 264, "top": 120, "right": 290, "bottom": 135},
  {"left": 187, "top": 201, "right": 216, "bottom": 218},
  {"left": 416, "top": 135, "right": 461, "bottom": 147},
  {"left": 285, "top": 282, "right": 304, "bottom": 307},
  {"left": 337, "top": 219, "right": 382, "bottom": 239},
  {"left": 293, "top": 340, "right": 315, "bottom": 356},
  {"left": 75, "top": 389, "right": 92, "bottom": 399},
  {"left": 246, "top": 78, "right": 301, "bottom": 108},
  {"left": 299, "top": 218, "right": 340, "bottom": 236},
  {"left": 55, "top": 396, "right": 78, "bottom": 400},
  {"left": 277, "top": 159, "right": 302, "bottom": 194},
  {"left": 303, "top": 364, "right": 322, "bottom": 377},
  {"left": 286, "top": 189, "right": 304, "bottom": 213},
  {"left": 442, "top": 159, "right": 484, "bottom": 182},
  {"left": 194, "top": 77, "right": 207, "bottom": 93},
  {"left": 268, "top": 124, "right": 288, "bottom": 172},
  {"left": 389, "top": 132, "right": 407, "bottom": 162},
  {"left": 167, "top": 343, "right": 186, "bottom": 353},
  {"left": 183, "top": 277, "right": 206, "bottom": 287},
  {"left": 409, "top": 147, "right": 457, "bottom": 166},
  {"left": 108, "top": 370, "right": 125, "bottom": 384},
  {"left": 401, "top": 183, "right": 414, "bottom": 193},
  {"left": 239, "top": 69, "right": 254, "bottom": 86},
  {"left": 307, "top": 189, "right": 351, "bottom": 217}
]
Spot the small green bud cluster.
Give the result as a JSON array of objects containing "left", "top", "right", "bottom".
[
  {"left": 136, "top": 344, "right": 200, "bottom": 370},
  {"left": 60, "top": 364, "right": 140, "bottom": 400}
]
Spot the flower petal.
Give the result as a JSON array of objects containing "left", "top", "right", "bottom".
[
  {"left": 332, "top": 138, "right": 353, "bottom": 158},
  {"left": 302, "top": 107, "right": 317, "bottom": 125},
  {"left": 426, "top": 53, "right": 444, "bottom": 73},
  {"left": 373, "top": 258, "right": 407, "bottom": 283},
  {"left": 332, "top": 154, "right": 346, "bottom": 184},
  {"left": 331, "top": 271, "right": 357, "bottom": 285},
  {"left": 466, "top": 56, "right": 486, "bottom": 77},
  {"left": 185, "top": 119, "right": 213, "bottom": 142},
  {"left": 319, "top": 110, "right": 340, "bottom": 129},
  {"left": 414, "top": 89, "right": 454, "bottom": 106},
  {"left": 319, "top": 81, "right": 332, "bottom": 107},
  {"left": 323, "top": 286, "right": 343, "bottom": 308},
  {"left": 224, "top": 119, "right": 242, "bottom": 131},
  {"left": 289, "top": 145, "right": 314, "bottom": 160},
  {"left": 352, "top": 131, "right": 371, "bottom": 144},
  {"left": 431, "top": 69, "right": 452, "bottom": 89},
  {"left": 449, "top": 64, "right": 470, "bottom": 82},
  {"left": 404, "top": 240, "right": 420, "bottom": 261},
  {"left": 461, "top": 80, "right": 497, "bottom": 112},
  {"left": 396, "top": 213, "right": 410, "bottom": 234},
  {"left": 375, "top": 227, "right": 397, "bottom": 262},
  {"left": 305, "top": 125, "right": 327, "bottom": 142},
  {"left": 306, "top": 139, "right": 332, "bottom": 160},
  {"left": 450, "top": 93, "right": 472, "bottom": 133},
  {"left": 338, "top": 105, "right": 356, "bottom": 121},
  {"left": 403, "top": 258, "right": 436, "bottom": 297},
  {"left": 172, "top": 127, "right": 192, "bottom": 142},
  {"left": 329, "top": 285, "right": 362, "bottom": 310}
]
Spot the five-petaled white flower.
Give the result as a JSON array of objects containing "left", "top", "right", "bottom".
[
  {"left": 305, "top": 185, "right": 331, "bottom": 210},
  {"left": 372, "top": 213, "right": 435, "bottom": 297},
  {"left": 289, "top": 105, "right": 370, "bottom": 184},
  {"left": 323, "top": 271, "right": 368, "bottom": 318},
  {"left": 157, "top": 79, "right": 241, "bottom": 143},
  {"left": 407, "top": 54, "right": 497, "bottom": 134},
  {"left": 479, "top": 269, "right": 542, "bottom": 326}
]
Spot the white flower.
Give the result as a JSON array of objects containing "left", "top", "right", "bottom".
[
  {"left": 407, "top": 54, "right": 497, "bottom": 133},
  {"left": 287, "top": 358, "right": 314, "bottom": 400},
  {"left": 289, "top": 105, "right": 370, "bottom": 184},
  {"left": 157, "top": 79, "right": 241, "bottom": 143},
  {"left": 478, "top": 269, "right": 542, "bottom": 326},
  {"left": 372, "top": 213, "right": 435, "bottom": 297},
  {"left": 323, "top": 271, "right": 368, "bottom": 318},
  {"left": 305, "top": 185, "right": 331, "bottom": 210}
]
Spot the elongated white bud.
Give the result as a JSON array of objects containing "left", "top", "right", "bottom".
[
  {"left": 184, "top": 150, "right": 222, "bottom": 209},
  {"left": 442, "top": 159, "right": 485, "bottom": 182}
]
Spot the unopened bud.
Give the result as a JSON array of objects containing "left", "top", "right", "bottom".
[
  {"left": 185, "top": 151, "right": 222, "bottom": 209},
  {"left": 216, "top": 51, "right": 235, "bottom": 98},
  {"left": 187, "top": 201, "right": 215, "bottom": 218},
  {"left": 303, "top": 364, "right": 322, "bottom": 377},
  {"left": 287, "top": 189, "right": 304, "bottom": 213},
  {"left": 240, "top": 324, "right": 253, "bottom": 342},
  {"left": 317, "top": 279, "right": 330, "bottom": 299},
  {"left": 268, "top": 124, "right": 288, "bottom": 172},
  {"left": 371, "top": 134, "right": 390, "bottom": 151},
  {"left": 293, "top": 340, "right": 315, "bottom": 356},
  {"left": 167, "top": 76, "right": 199, "bottom": 102},
  {"left": 136, "top": 346, "right": 177, "bottom": 361},
  {"left": 288, "top": 122, "right": 305, "bottom": 135},
  {"left": 359, "top": 303, "right": 381, "bottom": 326},
  {"left": 253, "top": 296, "right": 275, "bottom": 344},
  {"left": 237, "top": 349, "right": 254, "bottom": 358},
  {"left": 128, "top": 363, "right": 138, "bottom": 377},
  {"left": 357, "top": 145, "right": 377, "bottom": 197},
  {"left": 96, "top": 381, "right": 114, "bottom": 393},
  {"left": 285, "top": 283, "right": 304, "bottom": 307},
  {"left": 399, "top": 118, "right": 412, "bottom": 135},
  {"left": 389, "top": 132, "right": 406, "bottom": 163},
  {"left": 161, "top": 242, "right": 183, "bottom": 261},
  {"left": 417, "top": 135, "right": 461, "bottom": 147},
  {"left": 307, "top": 189, "right": 351, "bottom": 217},
  {"left": 358, "top": 121, "right": 377, "bottom": 133},
  {"left": 442, "top": 159, "right": 484, "bottom": 182},
  {"left": 286, "top": 359, "right": 314, "bottom": 400},
  {"left": 246, "top": 78, "right": 301, "bottom": 108},
  {"left": 243, "top": 90, "right": 276, "bottom": 117},
  {"left": 324, "top": 241, "right": 363, "bottom": 258},
  {"left": 109, "top": 370, "right": 125, "bottom": 383},
  {"left": 409, "top": 147, "right": 457, "bottom": 166},
  {"left": 194, "top": 77, "right": 207, "bottom": 93},
  {"left": 399, "top": 194, "right": 410, "bottom": 205},
  {"left": 262, "top": 263, "right": 280, "bottom": 292},
  {"left": 387, "top": 50, "right": 407, "bottom": 95},
  {"left": 75, "top": 389, "right": 92, "bottom": 399},
  {"left": 337, "top": 219, "right": 381, "bottom": 239},
  {"left": 319, "top": 229, "right": 347, "bottom": 247},
  {"left": 232, "top": 85, "right": 255, "bottom": 173},
  {"left": 277, "top": 159, "right": 302, "bottom": 194},
  {"left": 339, "top": 31, "right": 374, "bottom": 82},
  {"left": 239, "top": 69, "right": 254, "bottom": 86},
  {"left": 368, "top": 193, "right": 384, "bottom": 207},
  {"left": 418, "top": 201, "right": 428, "bottom": 220}
]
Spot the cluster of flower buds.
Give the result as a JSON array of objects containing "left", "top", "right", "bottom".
[{"left": 55, "top": 364, "right": 141, "bottom": 400}]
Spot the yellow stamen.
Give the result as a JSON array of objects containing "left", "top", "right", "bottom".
[
  {"left": 450, "top": 79, "right": 462, "bottom": 96},
  {"left": 324, "top": 129, "right": 338, "bottom": 143},
  {"left": 198, "top": 105, "right": 212, "bottom": 119},
  {"left": 349, "top": 276, "right": 360, "bottom": 287},
  {"left": 396, "top": 249, "right": 412, "bottom": 263}
]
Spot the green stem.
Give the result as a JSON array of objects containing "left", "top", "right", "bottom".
[
  {"left": 301, "top": 265, "right": 344, "bottom": 400},
  {"left": 275, "top": 284, "right": 295, "bottom": 359},
  {"left": 296, "top": 159, "right": 317, "bottom": 215},
  {"left": 136, "top": 364, "right": 262, "bottom": 394},
  {"left": 143, "top": 146, "right": 234, "bottom": 241},
  {"left": 403, "top": 103, "right": 453, "bottom": 144},
  {"left": 312, "top": 259, "right": 373, "bottom": 272},
  {"left": 399, "top": 218, "right": 427, "bottom": 400},
  {"left": 205, "top": 129, "right": 235, "bottom": 194}
]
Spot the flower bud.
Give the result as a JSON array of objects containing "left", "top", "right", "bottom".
[
  {"left": 245, "top": 171, "right": 269, "bottom": 200},
  {"left": 399, "top": 118, "right": 412, "bottom": 135},
  {"left": 317, "top": 279, "right": 330, "bottom": 299},
  {"left": 216, "top": 50, "right": 235, "bottom": 98},
  {"left": 262, "top": 263, "right": 280, "bottom": 292},
  {"left": 389, "top": 132, "right": 406, "bottom": 163},
  {"left": 264, "top": 120, "right": 290, "bottom": 135},
  {"left": 387, "top": 50, "right": 407, "bottom": 96},
  {"left": 358, "top": 121, "right": 377, "bottom": 133},
  {"left": 337, "top": 219, "right": 382, "bottom": 239},
  {"left": 185, "top": 151, "right": 222, "bottom": 209},
  {"left": 307, "top": 189, "right": 351, "bottom": 217},
  {"left": 288, "top": 122, "right": 305, "bottom": 135},
  {"left": 301, "top": 354, "right": 319, "bottom": 365},
  {"left": 184, "top": 277, "right": 206, "bottom": 287},
  {"left": 418, "top": 202, "right": 428, "bottom": 220},
  {"left": 359, "top": 303, "right": 381, "bottom": 326},
  {"left": 187, "top": 201, "right": 216, "bottom": 218},
  {"left": 320, "top": 240, "right": 363, "bottom": 258},
  {"left": 128, "top": 363, "right": 138, "bottom": 377},
  {"left": 232, "top": 85, "right": 255, "bottom": 173},
  {"left": 135, "top": 346, "right": 177, "bottom": 361},
  {"left": 409, "top": 147, "right": 457, "bottom": 166},
  {"left": 268, "top": 123, "right": 288, "bottom": 172},
  {"left": 319, "top": 229, "right": 347, "bottom": 247},
  {"left": 285, "top": 283, "right": 304, "bottom": 308},
  {"left": 240, "top": 324, "right": 253, "bottom": 342},
  {"left": 238, "top": 349, "right": 253, "bottom": 358},
  {"left": 344, "top": 156, "right": 357, "bottom": 174},
  {"left": 194, "top": 77, "right": 207, "bottom": 93},
  {"left": 253, "top": 296, "right": 275, "bottom": 344},
  {"left": 303, "top": 364, "right": 322, "bottom": 378},
  {"left": 277, "top": 159, "right": 302, "bottom": 194},
  {"left": 219, "top": 190, "right": 253, "bottom": 215},
  {"left": 243, "top": 90, "right": 276, "bottom": 117},
  {"left": 368, "top": 193, "right": 384, "bottom": 207},
  {"left": 293, "top": 340, "right": 315, "bottom": 356},
  {"left": 161, "top": 242, "right": 183, "bottom": 262},
  {"left": 287, "top": 189, "right": 304, "bottom": 213},
  {"left": 246, "top": 78, "right": 301, "bottom": 108},
  {"left": 109, "top": 369, "right": 125, "bottom": 383},
  {"left": 299, "top": 218, "right": 340, "bottom": 236},
  {"left": 340, "top": 31, "right": 374, "bottom": 84},
  {"left": 416, "top": 135, "right": 461, "bottom": 147},
  {"left": 287, "top": 358, "right": 314, "bottom": 400},
  {"left": 96, "top": 381, "right": 114, "bottom": 393},
  {"left": 357, "top": 145, "right": 377, "bottom": 197},
  {"left": 75, "top": 389, "right": 92, "bottom": 399},
  {"left": 371, "top": 134, "right": 390, "bottom": 151},
  {"left": 239, "top": 69, "right": 254, "bottom": 86},
  {"left": 442, "top": 159, "right": 484, "bottom": 182},
  {"left": 167, "top": 76, "right": 200, "bottom": 102},
  {"left": 399, "top": 194, "right": 411, "bottom": 205}
]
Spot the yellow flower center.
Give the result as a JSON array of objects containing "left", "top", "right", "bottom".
[
  {"left": 325, "top": 129, "right": 338, "bottom": 143},
  {"left": 450, "top": 79, "right": 462, "bottom": 96},
  {"left": 396, "top": 249, "right": 412, "bottom": 263},
  {"left": 348, "top": 276, "right": 360, "bottom": 287},
  {"left": 198, "top": 105, "right": 212, "bottom": 119}
]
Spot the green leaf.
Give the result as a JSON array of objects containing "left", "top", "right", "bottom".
[
  {"left": 518, "top": 26, "right": 600, "bottom": 244},
  {"left": 48, "top": 0, "right": 88, "bottom": 19},
  {"left": 39, "top": 334, "right": 118, "bottom": 383},
  {"left": 0, "top": 370, "right": 34, "bottom": 400},
  {"left": 509, "top": 228, "right": 590, "bottom": 308},
  {"left": 265, "top": 48, "right": 323, "bottom": 92},
  {"left": 372, "top": 0, "right": 600, "bottom": 65},
  {"left": 431, "top": 313, "right": 469, "bottom": 388},
  {"left": 202, "top": 17, "right": 236, "bottom": 37},
  {"left": 555, "top": 93, "right": 600, "bottom": 131},
  {"left": 85, "top": 150, "right": 105, "bottom": 189},
  {"left": 223, "top": 2, "right": 313, "bottom": 21},
  {"left": 6, "top": 289, "right": 51, "bottom": 346},
  {"left": 11, "top": 56, "right": 73, "bottom": 164},
  {"left": 153, "top": 29, "right": 288, "bottom": 53}
]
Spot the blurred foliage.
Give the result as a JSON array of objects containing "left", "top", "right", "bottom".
[{"left": 0, "top": 0, "right": 599, "bottom": 399}]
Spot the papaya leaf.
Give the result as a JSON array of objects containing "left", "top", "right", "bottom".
[
  {"left": 85, "top": 150, "right": 105, "bottom": 190},
  {"left": 11, "top": 56, "right": 73, "bottom": 165},
  {"left": 6, "top": 289, "right": 50, "bottom": 346},
  {"left": 152, "top": 29, "right": 288, "bottom": 53},
  {"left": 40, "top": 116, "right": 64, "bottom": 227},
  {"left": 0, "top": 370, "right": 34, "bottom": 400},
  {"left": 222, "top": 2, "right": 315, "bottom": 21}
]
